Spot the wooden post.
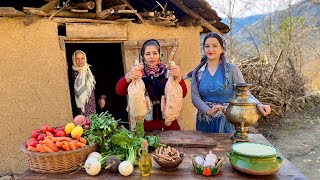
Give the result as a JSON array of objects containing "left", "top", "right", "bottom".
[{"left": 96, "top": 0, "right": 102, "bottom": 13}]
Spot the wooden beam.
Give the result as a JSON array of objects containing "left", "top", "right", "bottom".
[
  {"left": 97, "top": 8, "right": 115, "bottom": 19},
  {"left": 138, "top": 12, "right": 155, "bottom": 18},
  {"left": 66, "top": 23, "right": 128, "bottom": 39},
  {"left": 145, "top": 19, "right": 175, "bottom": 27},
  {"left": 52, "top": 17, "right": 124, "bottom": 24},
  {"left": 120, "top": 0, "right": 145, "bottom": 23},
  {"left": 23, "top": 7, "right": 47, "bottom": 16},
  {"left": 115, "top": 10, "right": 137, "bottom": 14},
  {"left": 0, "top": 7, "right": 25, "bottom": 17},
  {"left": 24, "top": 0, "right": 60, "bottom": 26},
  {"left": 49, "top": 0, "right": 70, "bottom": 20},
  {"left": 68, "top": 1, "right": 95, "bottom": 10},
  {"left": 168, "top": 0, "right": 220, "bottom": 33},
  {"left": 24, "top": 8, "right": 97, "bottom": 19},
  {"left": 112, "top": 4, "right": 128, "bottom": 11}
]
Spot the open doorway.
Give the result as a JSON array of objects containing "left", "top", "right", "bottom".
[{"left": 65, "top": 43, "right": 128, "bottom": 128}]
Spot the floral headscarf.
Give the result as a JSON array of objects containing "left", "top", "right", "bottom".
[{"left": 72, "top": 50, "right": 96, "bottom": 112}]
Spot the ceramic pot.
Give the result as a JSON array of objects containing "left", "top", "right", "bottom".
[{"left": 226, "top": 142, "right": 283, "bottom": 175}]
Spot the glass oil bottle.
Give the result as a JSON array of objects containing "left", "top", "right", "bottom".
[{"left": 138, "top": 140, "right": 152, "bottom": 176}]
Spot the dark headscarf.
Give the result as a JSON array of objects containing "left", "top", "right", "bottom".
[{"left": 140, "top": 39, "right": 168, "bottom": 100}]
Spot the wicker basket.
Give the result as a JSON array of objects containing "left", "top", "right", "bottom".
[
  {"left": 21, "top": 143, "right": 98, "bottom": 173},
  {"left": 192, "top": 155, "right": 224, "bottom": 176},
  {"left": 153, "top": 153, "right": 184, "bottom": 172}
]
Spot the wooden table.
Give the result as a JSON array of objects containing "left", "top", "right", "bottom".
[{"left": 17, "top": 132, "right": 307, "bottom": 180}]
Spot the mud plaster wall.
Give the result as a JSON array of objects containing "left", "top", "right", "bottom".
[
  {"left": 0, "top": 18, "right": 73, "bottom": 175},
  {"left": 127, "top": 23, "right": 202, "bottom": 131}
]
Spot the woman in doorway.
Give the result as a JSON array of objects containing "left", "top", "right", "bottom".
[
  {"left": 72, "top": 50, "right": 106, "bottom": 116},
  {"left": 116, "top": 39, "right": 187, "bottom": 132},
  {"left": 191, "top": 33, "right": 271, "bottom": 133}
]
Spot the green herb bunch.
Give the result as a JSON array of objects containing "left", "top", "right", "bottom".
[{"left": 84, "top": 112, "right": 161, "bottom": 164}]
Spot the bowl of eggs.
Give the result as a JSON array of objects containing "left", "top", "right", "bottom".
[{"left": 191, "top": 151, "right": 224, "bottom": 176}]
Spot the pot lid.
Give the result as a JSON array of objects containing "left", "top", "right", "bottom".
[{"left": 231, "top": 142, "right": 278, "bottom": 157}]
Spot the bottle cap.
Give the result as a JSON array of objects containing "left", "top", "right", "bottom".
[{"left": 142, "top": 140, "right": 148, "bottom": 148}]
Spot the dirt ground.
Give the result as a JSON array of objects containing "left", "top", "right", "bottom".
[{"left": 257, "top": 105, "right": 320, "bottom": 180}]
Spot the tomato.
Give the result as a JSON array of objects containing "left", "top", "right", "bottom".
[
  {"left": 41, "top": 123, "right": 54, "bottom": 134},
  {"left": 25, "top": 138, "right": 37, "bottom": 146},
  {"left": 57, "top": 125, "right": 65, "bottom": 131},
  {"left": 31, "top": 129, "right": 40, "bottom": 138},
  {"left": 27, "top": 141, "right": 39, "bottom": 148},
  {"left": 37, "top": 133, "right": 46, "bottom": 141},
  {"left": 25, "top": 138, "right": 38, "bottom": 148},
  {"left": 54, "top": 130, "right": 67, "bottom": 137}
]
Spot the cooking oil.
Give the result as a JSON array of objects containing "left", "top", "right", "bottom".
[{"left": 138, "top": 140, "right": 152, "bottom": 176}]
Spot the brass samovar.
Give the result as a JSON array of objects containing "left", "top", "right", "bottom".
[{"left": 225, "top": 83, "right": 261, "bottom": 142}]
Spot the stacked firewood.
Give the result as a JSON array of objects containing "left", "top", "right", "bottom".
[
  {"left": 140, "top": 2, "right": 178, "bottom": 27},
  {"left": 237, "top": 54, "right": 319, "bottom": 117},
  {"left": 0, "top": 0, "right": 179, "bottom": 26}
]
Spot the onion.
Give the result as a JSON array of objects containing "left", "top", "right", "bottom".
[
  {"left": 84, "top": 157, "right": 101, "bottom": 176},
  {"left": 88, "top": 152, "right": 102, "bottom": 161},
  {"left": 118, "top": 160, "right": 134, "bottom": 176},
  {"left": 73, "top": 115, "right": 86, "bottom": 125}
]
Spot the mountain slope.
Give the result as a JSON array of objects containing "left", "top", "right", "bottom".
[{"left": 233, "top": 0, "right": 320, "bottom": 50}]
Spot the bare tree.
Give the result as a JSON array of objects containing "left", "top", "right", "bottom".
[{"left": 208, "top": 0, "right": 256, "bottom": 59}]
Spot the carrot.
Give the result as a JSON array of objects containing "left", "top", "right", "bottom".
[
  {"left": 79, "top": 137, "right": 87, "bottom": 144},
  {"left": 51, "top": 137, "right": 72, "bottom": 142},
  {"left": 36, "top": 144, "right": 46, "bottom": 153},
  {"left": 76, "top": 142, "right": 86, "bottom": 148},
  {"left": 71, "top": 140, "right": 79, "bottom": 149},
  {"left": 44, "top": 139, "right": 59, "bottom": 152},
  {"left": 27, "top": 146, "right": 38, "bottom": 152},
  {"left": 44, "top": 136, "right": 53, "bottom": 140},
  {"left": 43, "top": 145, "right": 55, "bottom": 153},
  {"left": 46, "top": 131, "right": 54, "bottom": 137},
  {"left": 68, "top": 142, "right": 76, "bottom": 150},
  {"left": 56, "top": 141, "right": 67, "bottom": 148},
  {"left": 62, "top": 144, "right": 70, "bottom": 151},
  {"left": 39, "top": 140, "right": 46, "bottom": 144}
]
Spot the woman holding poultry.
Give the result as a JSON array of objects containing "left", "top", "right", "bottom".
[
  {"left": 116, "top": 39, "right": 187, "bottom": 132},
  {"left": 191, "top": 33, "right": 271, "bottom": 133}
]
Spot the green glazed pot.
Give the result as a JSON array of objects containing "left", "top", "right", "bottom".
[{"left": 226, "top": 142, "right": 283, "bottom": 175}]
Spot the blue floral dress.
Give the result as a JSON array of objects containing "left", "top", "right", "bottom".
[{"left": 196, "top": 64, "right": 235, "bottom": 133}]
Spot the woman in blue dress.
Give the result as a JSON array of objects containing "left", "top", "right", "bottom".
[{"left": 191, "top": 33, "right": 271, "bottom": 133}]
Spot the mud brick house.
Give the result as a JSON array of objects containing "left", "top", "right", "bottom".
[{"left": 0, "top": 0, "right": 229, "bottom": 174}]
